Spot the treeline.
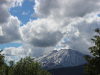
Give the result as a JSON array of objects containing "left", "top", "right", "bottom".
[{"left": 0, "top": 51, "right": 52, "bottom": 75}]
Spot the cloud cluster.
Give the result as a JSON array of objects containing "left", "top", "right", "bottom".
[
  {"left": 57, "top": 15, "right": 100, "bottom": 54},
  {"left": 20, "top": 18, "right": 63, "bottom": 47},
  {"left": 31, "top": 0, "right": 100, "bottom": 54},
  {"left": 1, "top": 46, "right": 25, "bottom": 62},
  {"left": 34, "top": 0, "right": 100, "bottom": 18},
  {"left": 1, "top": 0, "right": 100, "bottom": 61},
  {"left": 2, "top": 46, "right": 24, "bottom": 56},
  {"left": 0, "top": 0, "right": 24, "bottom": 44}
]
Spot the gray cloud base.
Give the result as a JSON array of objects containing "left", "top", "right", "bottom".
[
  {"left": 0, "top": 16, "right": 22, "bottom": 44},
  {"left": 29, "top": 31, "right": 63, "bottom": 47},
  {"left": 34, "top": 0, "right": 100, "bottom": 18}
]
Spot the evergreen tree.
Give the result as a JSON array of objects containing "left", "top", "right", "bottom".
[
  {"left": 0, "top": 51, "right": 52, "bottom": 75},
  {"left": 84, "top": 28, "right": 100, "bottom": 75},
  {"left": 7, "top": 56, "right": 52, "bottom": 75},
  {"left": 0, "top": 49, "right": 5, "bottom": 75}
]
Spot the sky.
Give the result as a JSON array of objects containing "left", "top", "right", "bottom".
[{"left": 0, "top": 0, "right": 100, "bottom": 62}]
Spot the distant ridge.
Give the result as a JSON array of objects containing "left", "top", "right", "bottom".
[{"left": 35, "top": 49, "right": 87, "bottom": 69}]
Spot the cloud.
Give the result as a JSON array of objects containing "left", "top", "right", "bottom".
[
  {"left": 13, "top": 10, "right": 18, "bottom": 12},
  {"left": 57, "top": 15, "right": 100, "bottom": 55},
  {"left": 1, "top": 46, "right": 26, "bottom": 62},
  {"left": 31, "top": 13, "right": 38, "bottom": 17},
  {"left": 0, "top": 0, "right": 10, "bottom": 24},
  {"left": 22, "top": 12, "right": 28, "bottom": 15},
  {"left": 29, "top": 31, "right": 63, "bottom": 47},
  {"left": 0, "top": 0, "right": 24, "bottom": 44},
  {"left": 15, "top": 0, "right": 24, "bottom": 6},
  {"left": 34, "top": 0, "right": 100, "bottom": 18},
  {"left": 2, "top": 46, "right": 25, "bottom": 56},
  {"left": 30, "top": 0, "right": 100, "bottom": 55},
  {"left": 0, "top": 0, "right": 24, "bottom": 24},
  {"left": 1, "top": 43, "right": 54, "bottom": 60},
  {"left": 12, "top": 0, "right": 100, "bottom": 57},
  {"left": 0, "top": 16, "right": 22, "bottom": 44},
  {"left": 0, "top": 26, "right": 3, "bottom": 35},
  {"left": 20, "top": 18, "right": 63, "bottom": 47},
  {"left": 1, "top": 0, "right": 100, "bottom": 61}
]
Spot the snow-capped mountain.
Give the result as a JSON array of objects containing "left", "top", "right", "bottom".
[{"left": 34, "top": 49, "right": 87, "bottom": 69}]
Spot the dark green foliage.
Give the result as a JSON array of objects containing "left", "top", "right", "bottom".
[
  {"left": 0, "top": 50, "right": 5, "bottom": 67},
  {"left": 8, "top": 56, "right": 52, "bottom": 75},
  {"left": 0, "top": 54, "right": 52, "bottom": 75},
  {"left": 0, "top": 49, "right": 5, "bottom": 75},
  {"left": 84, "top": 28, "right": 100, "bottom": 75}
]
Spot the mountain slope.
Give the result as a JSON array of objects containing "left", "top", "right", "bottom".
[
  {"left": 48, "top": 65, "right": 86, "bottom": 75},
  {"left": 35, "top": 49, "right": 87, "bottom": 69}
]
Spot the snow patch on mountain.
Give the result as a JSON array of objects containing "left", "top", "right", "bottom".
[{"left": 34, "top": 49, "right": 87, "bottom": 69}]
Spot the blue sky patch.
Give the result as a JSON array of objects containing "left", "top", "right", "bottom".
[
  {"left": 9, "top": 0, "right": 36, "bottom": 25},
  {"left": 91, "top": 13, "right": 100, "bottom": 18},
  {"left": 0, "top": 43, "right": 23, "bottom": 49},
  {"left": 64, "top": 38, "right": 67, "bottom": 41},
  {"left": 56, "top": 45, "right": 60, "bottom": 49},
  {"left": 98, "top": 14, "right": 100, "bottom": 17}
]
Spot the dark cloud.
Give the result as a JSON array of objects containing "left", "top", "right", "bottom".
[
  {"left": 0, "top": 0, "right": 10, "bottom": 24},
  {"left": 28, "top": 47, "right": 45, "bottom": 57},
  {"left": 0, "top": 16, "right": 22, "bottom": 44},
  {"left": 30, "top": 31, "right": 63, "bottom": 47}
]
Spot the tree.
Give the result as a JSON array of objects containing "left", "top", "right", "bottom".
[
  {"left": 0, "top": 51, "right": 52, "bottom": 75},
  {"left": 84, "top": 28, "right": 100, "bottom": 75},
  {"left": 7, "top": 56, "right": 52, "bottom": 75},
  {"left": 0, "top": 49, "right": 6, "bottom": 75}
]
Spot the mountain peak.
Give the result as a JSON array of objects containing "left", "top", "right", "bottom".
[{"left": 35, "top": 49, "right": 87, "bottom": 69}]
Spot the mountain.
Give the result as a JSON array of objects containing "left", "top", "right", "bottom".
[
  {"left": 35, "top": 49, "right": 87, "bottom": 69},
  {"left": 48, "top": 65, "right": 86, "bottom": 75}
]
